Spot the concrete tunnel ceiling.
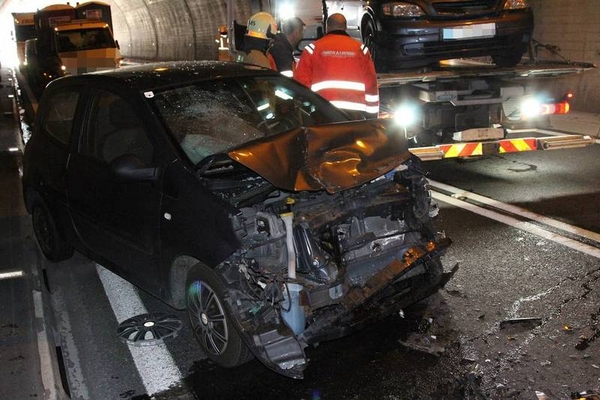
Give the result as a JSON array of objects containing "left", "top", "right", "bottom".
[{"left": 1, "top": 0, "right": 258, "bottom": 61}]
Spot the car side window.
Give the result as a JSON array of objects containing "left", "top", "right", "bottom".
[
  {"left": 41, "top": 88, "right": 80, "bottom": 146},
  {"left": 81, "top": 90, "right": 154, "bottom": 165}
]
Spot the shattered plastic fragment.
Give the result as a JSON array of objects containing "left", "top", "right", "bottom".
[{"left": 499, "top": 317, "right": 542, "bottom": 329}]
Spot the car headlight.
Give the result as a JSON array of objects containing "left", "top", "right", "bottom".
[
  {"left": 382, "top": 2, "right": 425, "bottom": 17},
  {"left": 504, "top": 0, "right": 529, "bottom": 9}
]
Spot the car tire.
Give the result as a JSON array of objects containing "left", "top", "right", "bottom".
[
  {"left": 491, "top": 49, "right": 525, "bottom": 68},
  {"left": 186, "top": 263, "right": 253, "bottom": 367},
  {"left": 31, "top": 200, "right": 74, "bottom": 262},
  {"left": 363, "top": 19, "right": 388, "bottom": 72}
]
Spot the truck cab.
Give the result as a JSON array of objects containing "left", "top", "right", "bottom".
[{"left": 54, "top": 20, "right": 121, "bottom": 75}]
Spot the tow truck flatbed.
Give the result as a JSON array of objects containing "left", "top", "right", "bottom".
[
  {"left": 378, "top": 59, "right": 597, "bottom": 87},
  {"left": 375, "top": 59, "right": 597, "bottom": 160}
]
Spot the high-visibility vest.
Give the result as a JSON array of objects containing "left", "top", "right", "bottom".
[{"left": 295, "top": 31, "right": 379, "bottom": 115}]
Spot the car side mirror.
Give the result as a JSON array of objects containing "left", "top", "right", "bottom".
[{"left": 110, "top": 154, "right": 158, "bottom": 183}]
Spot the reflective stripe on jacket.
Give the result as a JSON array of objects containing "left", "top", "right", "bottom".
[{"left": 295, "top": 31, "right": 379, "bottom": 115}]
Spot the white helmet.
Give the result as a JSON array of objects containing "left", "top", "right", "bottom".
[{"left": 246, "top": 12, "right": 277, "bottom": 39}]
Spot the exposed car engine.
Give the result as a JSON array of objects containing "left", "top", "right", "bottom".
[{"left": 202, "top": 154, "right": 451, "bottom": 378}]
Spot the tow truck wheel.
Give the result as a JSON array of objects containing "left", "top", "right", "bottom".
[
  {"left": 31, "top": 199, "right": 73, "bottom": 262},
  {"left": 186, "top": 263, "right": 253, "bottom": 367}
]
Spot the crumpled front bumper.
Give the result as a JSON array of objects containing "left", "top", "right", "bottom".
[{"left": 231, "top": 237, "right": 453, "bottom": 379}]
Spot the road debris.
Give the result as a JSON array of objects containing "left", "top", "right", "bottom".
[
  {"left": 499, "top": 317, "right": 542, "bottom": 329},
  {"left": 575, "top": 335, "right": 590, "bottom": 350},
  {"left": 571, "top": 390, "right": 600, "bottom": 400},
  {"left": 536, "top": 391, "right": 548, "bottom": 400}
]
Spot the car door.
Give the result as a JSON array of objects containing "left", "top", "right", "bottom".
[
  {"left": 26, "top": 85, "right": 83, "bottom": 229},
  {"left": 67, "top": 88, "right": 162, "bottom": 289}
]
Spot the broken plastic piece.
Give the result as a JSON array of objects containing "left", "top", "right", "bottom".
[
  {"left": 571, "top": 390, "right": 600, "bottom": 400},
  {"left": 499, "top": 317, "right": 542, "bottom": 329}
]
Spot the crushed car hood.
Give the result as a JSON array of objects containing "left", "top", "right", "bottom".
[{"left": 228, "top": 119, "right": 411, "bottom": 194}]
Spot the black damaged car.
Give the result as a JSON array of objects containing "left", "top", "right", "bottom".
[
  {"left": 326, "top": 0, "right": 534, "bottom": 70},
  {"left": 22, "top": 61, "right": 453, "bottom": 378}
]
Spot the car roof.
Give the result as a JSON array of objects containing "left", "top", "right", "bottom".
[{"left": 48, "top": 60, "right": 280, "bottom": 92}]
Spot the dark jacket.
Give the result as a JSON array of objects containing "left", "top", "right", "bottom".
[{"left": 268, "top": 33, "right": 295, "bottom": 77}]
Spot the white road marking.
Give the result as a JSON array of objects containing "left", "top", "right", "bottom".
[
  {"left": 96, "top": 265, "right": 183, "bottom": 396},
  {"left": 53, "top": 291, "right": 90, "bottom": 399},
  {"left": 33, "top": 290, "right": 60, "bottom": 400},
  {"left": 430, "top": 190, "right": 600, "bottom": 259},
  {"left": 429, "top": 179, "right": 600, "bottom": 243}
]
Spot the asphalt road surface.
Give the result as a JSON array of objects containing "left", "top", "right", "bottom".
[{"left": 15, "top": 144, "right": 593, "bottom": 400}]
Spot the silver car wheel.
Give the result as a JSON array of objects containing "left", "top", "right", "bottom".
[{"left": 187, "top": 280, "right": 229, "bottom": 356}]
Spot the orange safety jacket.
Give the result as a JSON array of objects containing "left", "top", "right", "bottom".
[{"left": 295, "top": 31, "right": 379, "bottom": 115}]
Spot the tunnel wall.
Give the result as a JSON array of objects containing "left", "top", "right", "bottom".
[
  {"left": 528, "top": 0, "right": 600, "bottom": 113},
  {"left": 112, "top": 0, "right": 253, "bottom": 62}
]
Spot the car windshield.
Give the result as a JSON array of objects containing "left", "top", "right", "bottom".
[
  {"left": 151, "top": 76, "right": 349, "bottom": 164},
  {"left": 56, "top": 27, "right": 115, "bottom": 52}
]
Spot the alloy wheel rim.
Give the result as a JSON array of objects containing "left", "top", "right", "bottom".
[{"left": 188, "top": 280, "right": 229, "bottom": 356}]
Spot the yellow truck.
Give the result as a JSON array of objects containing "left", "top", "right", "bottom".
[{"left": 18, "top": 1, "right": 121, "bottom": 97}]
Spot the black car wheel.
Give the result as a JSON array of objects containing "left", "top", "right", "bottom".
[
  {"left": 186, "top": 263, "right": 253, "bottom": 367},
  {"left": 32, "top": 200, "right": 73, "bottom": 262},
  {"left": 363, "top": 20, "right": 388, "bottom": 72}
]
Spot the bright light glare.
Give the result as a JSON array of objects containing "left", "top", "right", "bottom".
[
  {"left": 257, "top": 103, "right": 270, "bottom": 111},
  {"left": 275, "top": 89, "right": 293, "bottom": 100},
  {"left": 393, "top": 104, "right": 418, "bottom": 127},
  {"left": 520, "top": 97, "right": 542, "bottom": 118},
  {"left": 0, "top": 270, "right": 24, "bottom": 280},
  {"left": 278, "top": 3, "right": 295, "bottom": 19}
]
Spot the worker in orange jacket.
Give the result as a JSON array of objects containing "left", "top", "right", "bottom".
[{"left": 295, "top": 13, "right": 379, "bottom": 118}]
